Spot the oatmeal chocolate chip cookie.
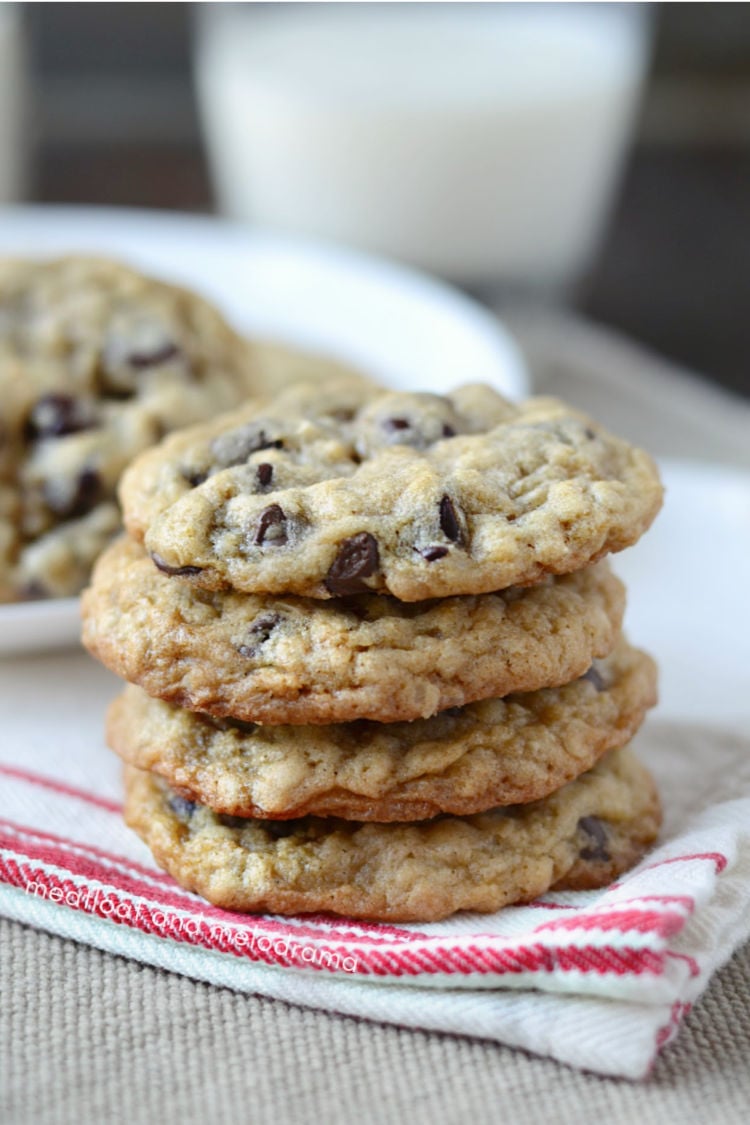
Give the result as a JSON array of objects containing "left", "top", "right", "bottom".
[
  {"left": 108, "top": 640, "right": 657, "bottom": 821},
  {"left": 123, "top": 746, "right": 661, "bottom": 921},
  {"left": 0, "top": 256, "right": 256, "bottom": 600},
  {"left": 82, "top": 536, "right": 625, "bottom": 725},
  {"left": 120, "top": 379, "right": 663, "bottom": 601}
]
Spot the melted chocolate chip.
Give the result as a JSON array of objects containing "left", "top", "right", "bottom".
[
  {"left": 384, "top": 417, "right": 410, "bottom": 432},
  {"left": 441, "top": 423, "right": 456, "bottom": 438},
  {"left": 324, "top": 532, "right": 380, "bottom": 596},
  {"left": 237, "top": 612, "right": 282, "bottom": 658},
  {"left": 253, "top": 504, "right": 287, "bottom": 546},
  {"left": 420, "top": 545, "right": 449, "bottom": 562},
  {"left": 577, "top": 816, "right": 611, "bottom": 862},
  {"left": 168, "top": 793, "right": 196, "bottom": 820},
  {"left": 256, "top": 462, "right": 273, "bottom": 488},
  {"left": 582, "top": 665, "right": 607, "bottom": 692},
  {"left": 26, "top": 394, "right": 94, "bottom": 441},
  {"left": 128, "top": 342, "right": 180, "bottom": 369},
  {"left": 151, "top": 552, "right": 204, "bottom": 577},
  {"left": 439, "top": 494, "right": 465, "bottom": 545}
]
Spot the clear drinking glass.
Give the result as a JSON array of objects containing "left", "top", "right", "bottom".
[{"left": 194, "top": 3, "right": 651, "bottom": 295}]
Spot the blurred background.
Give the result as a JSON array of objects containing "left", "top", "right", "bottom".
[{"left": 3, "top": 1, "right": 749, "bottom": 397}]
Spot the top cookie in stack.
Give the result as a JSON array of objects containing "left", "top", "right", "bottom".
[
  {"left": 82, "top": 377, "right": 663, "bottom": 921},
  {"left": 119, "top": 377, "right": 662, "bottom": 601}
]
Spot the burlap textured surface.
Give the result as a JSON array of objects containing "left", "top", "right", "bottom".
[{"left": 2, "top": 916, "right": 749, "bottom": 1125}]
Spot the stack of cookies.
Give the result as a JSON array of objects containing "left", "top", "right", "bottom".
[{"left": 82, "top": 378, "right": 663, "bottom": 922}]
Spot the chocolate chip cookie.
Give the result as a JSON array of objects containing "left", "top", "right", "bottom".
[
  {"left": 0, "top": 256, "right": 255, "bottom": 600},
  {"left": 123, "top": 746, "right": 661, "bottom": 921},
  {"left": 120, "top": 379, "right": 663, "bottom": 601},
  {"left": 82, "top": 536, "right": 625, "bottom": 724},
  {"left": 108, "top": 639, "right": 657, "bottom": 820}
]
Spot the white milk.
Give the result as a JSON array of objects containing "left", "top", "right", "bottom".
[{"left": 195, "top": 4, "right": 648, "bottom": 288}]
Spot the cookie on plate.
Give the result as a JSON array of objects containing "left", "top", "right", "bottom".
[
  {"left": 82, "top": 536, "right": 625, "bottom": 724},
  {"left": 123, "top": 746, "right": 661, "bottom": 921},
  {"left": 109, "top": 639, "right": 657, "bottom": 820},
  {"left": 119, "top": 379, "right": 663, "bottom": 601},
  {"left": 0, "top": 256, "right": 256, "bottom": 599}
]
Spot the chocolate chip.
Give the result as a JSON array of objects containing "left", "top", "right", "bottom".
[
  {"left": 20, "top": 580, "right": 49, "bottom": 601},
  {"left": 229, "top": 718, "right": 258, "bottom": 735},
  {"left": 324, "top": 532, "right": 380, "bottom": 596},
  {"left": 25, "top": 394, "right": 94, "bottom": 440},
  {"left": 237, "top": 612, "right": 282, "bottom": 658},
  {"left": 151, "top": 552, "right": 204, "bottom": 577},
  {"left": 585, "top": 427, "right": 596, "bottom": 440},
  {"left": 441, "top": 424, "right": 456, "bottom": 438},
  {"left": 183, "top": 469, "right": 207, "bottom": 487},
  {"left": 384, "top": 417, "right": 410, "bottom": 432},
  {"left": 256, "top": 462, "right": 273, "bottom": 488},
  {"left": 439, "top": 494, "right": 465, "bottom": 545},
  {"left": 581, "top": 665, "right": 607, "bottom": 692},
  {"left": 210, "top": 426, "right": 284, "bottom": 470},
  {"left": 577, "top": 816, "right": 611, "bottom": 862},
  {"left": 45, "top": 467, "right": 102, "bottom": 519},
  {"left": 128, "top": 342, "right": 180, "bottom": 369},
  {"left": 168, "top": 794, "right": 196, "bottom": 820},
  {"left": 254, "top": 504, "right": 288, "bottom": 546},
  {"left": 420, "top": 545, "right": 449, "bottom": 562},
  {"left": 71, "top": 468, "right": 101, "bottom": 517}
]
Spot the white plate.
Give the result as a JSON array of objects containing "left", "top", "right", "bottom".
[
  {"left": 0, "top": 204, "right": 528, "bottom": 654},
  {"left": 614, "top": 459, "right": 750, "bottom": 729}
]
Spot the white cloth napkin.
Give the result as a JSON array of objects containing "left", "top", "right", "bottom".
[{"left": 1, "top": 651, "right": 749, "bottom": 1079}]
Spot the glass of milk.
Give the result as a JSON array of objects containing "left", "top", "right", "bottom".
[{"left": 194, "top": 3, "right": 650, "bottom": 293}]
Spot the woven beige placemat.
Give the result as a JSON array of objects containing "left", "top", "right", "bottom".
[{"left": 2, "top": 916, "right": 749, "bottom": 1124}]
